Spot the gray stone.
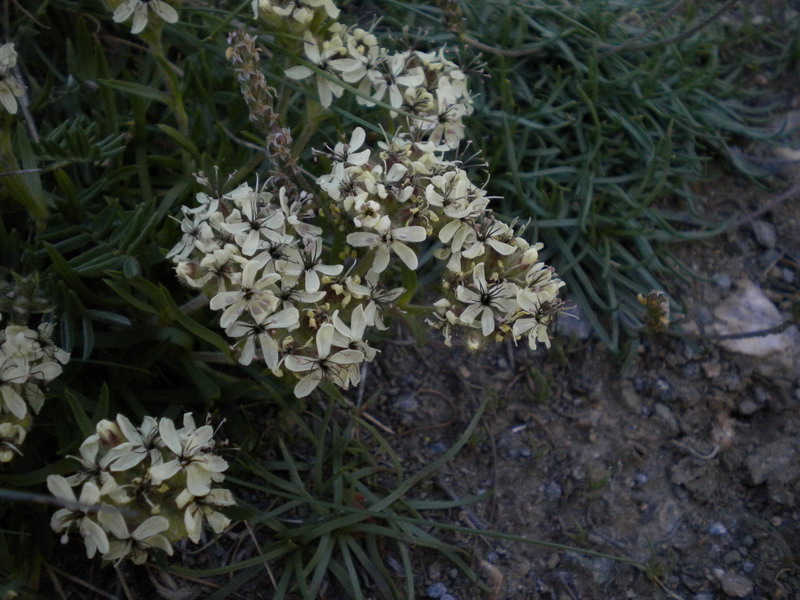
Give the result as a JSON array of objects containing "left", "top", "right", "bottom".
[
  {"left": 709, "top": 522, "right": 728, "bottom": 536},
  {"left": 543, "top": 480, "right": 562, "bottom": 501},
  {"left": 717, "top": 571, "right": 753, "bottom": 598},
  {"left": 744, "top": 439, "right": 799, "bottom": 485},
  {"left": 714, "top": 273, "right": 732, "bottom": 289},
  {"left": 654, "top": 378, "right": 674, "bottom": 402},
  {"left": 751, "top": 219, "right": 777, "bottom": 249},
  {"left": 654, "top": 403, "right": 680, "bottom": 435},
  {"left": 426, "top": 583, "right": 447, "bottom": 598},
  {"left": 737, "top": 400, "right": 760, "bottom": 416},
  {"left": 429, "top": 441, "right": 448, "bottom": 454},
  {"left": 768, "top": 479, "right": 795, "bottom": 505},
  {"left": 588, "top": 557, "right": 614, "bottom": 585},
  {"left": 758, "top": 249, "right": 781, "bottom": 270},
  {"left": 713, "top": 279, "right": 799, "bottom": 363},
  {"left": 394, "top": 393, "right": 419, "bottom": 412},
  {"left": 621, "top": 380, "right": 642, "bottom": 413},
  {"left": 723, "top": 551, "right": 741, "bottom": 565}
]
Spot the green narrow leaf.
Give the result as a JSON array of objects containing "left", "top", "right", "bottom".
[
  {"left": 43, "top": 243, "right": 104, "bottom": 304},
  {"left": 103, "top": 278, "right": 160, "bottom": 316},
  {"left": 62, "top": 388, "right": 94, "bottom": 438},
  {"left": 158, "top": 286, "right": 232, "bottom": 355},
  {"left": 98, "top": 79, "right": 170, "bottom": 105},
  {"left": 156, "top": 124, "right": 201, "bottom": 163},
  {"left": 81, "top": 316, "right": 94, "bottom": 360},
  {"left": 94, "top": 383, "right": 110, "bottom": 422}
]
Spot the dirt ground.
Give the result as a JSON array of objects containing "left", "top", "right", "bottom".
[{"left": 365, "top": 166, "right": 800, "bottom": 600}]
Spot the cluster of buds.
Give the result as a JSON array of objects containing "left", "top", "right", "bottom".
[
  {"left": 47, "top": 413, "right": 233, "bottom": 563},
  {"left": 0, "top": 319, "right": 69, "bottom": 463},
  {"left": 256, "top": 0, "right": 473, "bottom": 150}
]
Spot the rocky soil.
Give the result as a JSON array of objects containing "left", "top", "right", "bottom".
[{"left": 366, "top": 163, "right": 800, "bottom": 600}]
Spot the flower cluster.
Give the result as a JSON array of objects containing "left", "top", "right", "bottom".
[
  {"left": 169, "top": 177, "right": 394, "bottom": 398},
  {"left": 170, "top": 131, "right": 563, "bottom": 398},
  {"left": 169, "top": 0, "right": 563, "bottom": 398},
  {"left": 257, "top": 0, "right": 473, "bottom": 149},
  {"left": 47, "top": 413, "right": 233, "bottom": 563},
  {"left": 317, "top": 129, "right": 565, "bottom": 350},
  {"left": 0, "top": 43, "right": 24, "bottom": 115},
  {"left": 0, "top": 320, "right": 69, "bottom": 463}
]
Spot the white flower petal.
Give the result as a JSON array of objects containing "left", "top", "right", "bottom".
[
  {"left": 347, "top": 232, "right": 379, "bottom": 248},
  {"left": 285, "top": 66, "right": 314, "bottom": 80},
  {"left": 391, "top": 241, "right": 418, "bottom": 270},
  {"left": 98, "top": 505, "right": 129, "bottom": 539},
  {"left": 294, "top": 371, "right": 323, "bottom": 398},
  {"left": 132, "top": 516, "right": 169, "bottom": 540},
  {"left": 152, "top": 1, "right": 179, "bottom": 24},
  {"left": 47, "top": 475, "right": 76, "bottom": 503},
  {"left": 158, "top": 418, "right": 182, "bottom": 455}
]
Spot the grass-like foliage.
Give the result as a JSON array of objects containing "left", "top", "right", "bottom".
[
  {"left": 387, "top": 0, "right": 796, "bottom": 348},
  {"left": 171, "top": 389, "right": 489, "bottom": 599},
  {"left": 0, "top": 0, "right": 796, "bottom": 597}
]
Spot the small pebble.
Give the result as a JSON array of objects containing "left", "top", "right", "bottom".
[
  {"left": 742, "top": 561, "right": 754, "bottom": 573},
  {"left": 486, "top": 550, "right": 500, "bottom": 564},
  {"left": 751, "top": 219, "right": 777, "bottom": 249},
  {"left": 394, "top": 393, "right": 419, "bottom": 412},
  {"left": 723, "top": 550, "right": 741, "bottom": 565},
  {"left": 737, "top": 400, "right": 760, "bottom": 416},
  {"left": 654, "top": 378, "right": 674, "bottom": 402},
  {"left": 634, "top": 473, "right": 648, "bottom": 485},
  {"left": 754, "top": 386, "right": 769, "bottom": 404},
  {"left": 543, "top": 481, "right": 562, "bottom": 501},
  {"left": 710, "top": 522, "right": 728, "bottom": 536},
  {"left": 695, "top": 306, "right": 714, "bottom": 325},
  {"left": 426, "top": 583, "right": 447, "bottom": 598},
  {"left": 440, "top": 595, "right": 457, "bottom": 600},
  {"left": 702, "top": 361, "right": 722, "bottom": 378},
  {"left": 758, "top": 249, "right": 781, "bottom": 270},
  {"left": 683, "top": 363, "right": 701, "bottom": 379},
  {"left": 714, "top": 273, "right": 732, "bottom": 289},
  {"left": 782, "top": 268, "right": 795, "bottom": 283},
  {"left": 429, "top": 442, "right": 448, "bottom": 454},
  {"left": 718, "top": 571, "right": 754, "bottom": 598}
]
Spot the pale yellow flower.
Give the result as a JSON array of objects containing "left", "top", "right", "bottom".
[{"left": 0, "top": 43, "right": 24, "bottom": 115}]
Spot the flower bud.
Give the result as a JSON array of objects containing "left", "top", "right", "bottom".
[{"left": 96, "top": 419, "right": 124, "bottom": 446}]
